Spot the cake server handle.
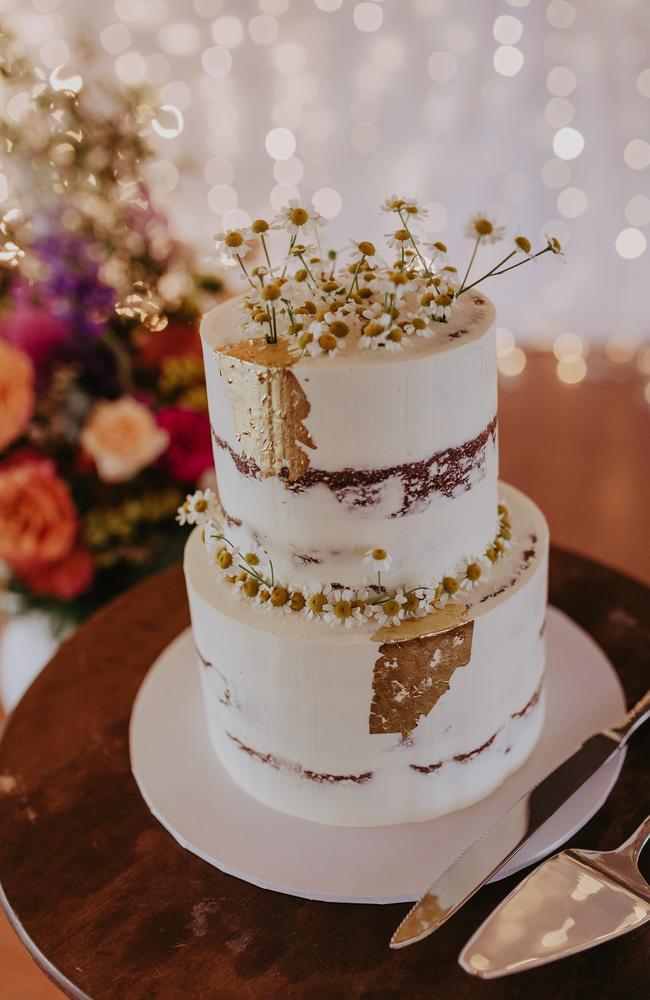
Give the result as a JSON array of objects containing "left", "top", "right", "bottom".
[{"left": 606, "top": 688, "right": 650, "bottom": 743}]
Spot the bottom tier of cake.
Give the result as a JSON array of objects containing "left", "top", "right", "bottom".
[{"left": 184, "top": 483, "right": 548, "bottom": 827}]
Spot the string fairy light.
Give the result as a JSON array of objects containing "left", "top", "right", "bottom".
[{"left": 1, "top": 0, "right": 649, "bottom": 353}]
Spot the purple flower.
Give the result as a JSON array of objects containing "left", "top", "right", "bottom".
[{"left": 32, "top": 227, "right": 115, "bottom": 340}]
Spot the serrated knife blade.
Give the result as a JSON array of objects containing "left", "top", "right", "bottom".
[{"left": 390, "top": 689, "right": 650, "bottom": 949}]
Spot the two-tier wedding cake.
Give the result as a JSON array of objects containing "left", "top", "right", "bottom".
[{"left": 180, "top": 200, "right": 552, "bottom": 827}]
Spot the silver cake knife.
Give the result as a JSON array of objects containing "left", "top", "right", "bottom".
[
  {"left": 458, "top": 814, "right": 650, "bottom": 977},
  {"left": 390, "top": 688, "right": 650, "bottom": 949}
]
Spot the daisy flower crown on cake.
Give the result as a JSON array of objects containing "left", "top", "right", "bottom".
[
  {"left": 177, "top": 489, "right": 513, "bottom": 630},
  {"left": 213, "top": 195, "right": 562, "bottom": 357}
]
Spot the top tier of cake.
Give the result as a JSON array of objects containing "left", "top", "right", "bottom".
[{"left": 200, "top": 290, "right": 498, "bottom": 592}]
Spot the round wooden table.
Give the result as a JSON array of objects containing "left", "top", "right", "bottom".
[{"left": 0, "top": 549, "right": 648, "bottom": 1000}]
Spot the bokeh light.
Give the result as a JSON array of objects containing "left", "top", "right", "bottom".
[
  {"left": 553, "top": 332, "right": 584, "bottom": 359},
  {"left": 211, "top": 16, "right": 243, "bottom": 48},
  {"left": 556, "top": 355, "right": 587, "bottom": 383},
  {"left": 493, "top": 45, "right": 524, "bottom": 76},
  {"left": 493, "top": 16, "right": 523, "bottom": 45},
  {"left": 623, "top": 138, "right": 650, "bottom": 170},
  {"left": 606, "top": 334, "right": 638, "bottom": 363},
  {"left": 546, "top": 1, "right": 576, "bottom": 30},
  {"left": 353, "top": 3, "right": 383, "bottom": 33},
  {"left": 201, "top": 46, "right": 232, "bottom": 77},
  {"left": 313, "top": 187, "right": 342, "bottom": 218},
  {"left": 625, "top": 195, "right": 650, "bottom": 226},
  {"left": 615, "top": 227, "right": 647, "bottom": 259},
  {"left": 553, "top": 126, "right": 584, "bottom": 160},
  {"left": 498, "top": 346, "right": 527, "bottom": 376},
  {"left": 265, "top": 127, "right": 296, "bottom": 160},
  {"left": 556, "top": 186, "right": 587, "bottom": 218}
]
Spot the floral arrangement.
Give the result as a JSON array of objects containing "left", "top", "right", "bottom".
[
  {"left": 0, "top": 29, "right": 224, "bottom": 628},
  {"left": 178, "top": 489, "right": 512, "bottom": 630},
  {"left": 214, "top": 195, "right": 562, "bottom": 357}
]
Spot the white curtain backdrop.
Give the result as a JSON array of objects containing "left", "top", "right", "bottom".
[{"left": 3, "top": 0, "right": 650, "bottom": 344}]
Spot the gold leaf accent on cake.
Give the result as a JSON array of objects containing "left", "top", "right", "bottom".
[
  {"left": 369, "top": 620, "right": 474, "bottom": 739},
  {"left": 218, "top": 336, "right": 297, "bottom": 368},
  {"left": 371, "top": 603, "right": 468, "bottom": 643},
  {"left": 216, "top": 338, "right": 315, "bottom": 482}
]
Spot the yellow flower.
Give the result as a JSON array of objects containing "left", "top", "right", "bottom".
[
  {"left": 270, "top": 586, "right": 289, "bottom": 607},
  {"left": 242, "top": 578, "right": 260, "bottom": 598}
]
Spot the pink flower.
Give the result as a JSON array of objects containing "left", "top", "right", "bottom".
[
  {"left": 0, "top": 458, "right": 78, "bottom": 567},
  {"left": 0, "top": 300, "right": 68, "bottom": 367},
  {"left": 0, "top": 341, "right": 35, "bottom": 452},
  {"left": 80, "top": 397, "right": 170, "bottom": 483},
  {"left": 156, "top": 408, "right": 212, "bottom": 484},
  {"left": 18, "top": 545, "right": 95, "bottom": 600}
]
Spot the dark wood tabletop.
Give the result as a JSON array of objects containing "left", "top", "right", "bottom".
[{"left": 0, "top": 543, "right": 648, "bottom": 1000}]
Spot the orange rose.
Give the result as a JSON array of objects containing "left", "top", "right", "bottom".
[
  {"left": 80, "top": 397, "right": 169, "bottom": 483},
  {"left": 0, "top": 340, "right": 34, "bottom": 451},
  {"left": 0, "top": 459, "right": 78, "bottom": 567}
]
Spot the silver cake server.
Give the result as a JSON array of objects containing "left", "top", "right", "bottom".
[
  {"left": 459, "top": 814, "right": 650, "bottom": 978},
  {"left": 390, "top": 687, "right": 650, "bottom": 949}
]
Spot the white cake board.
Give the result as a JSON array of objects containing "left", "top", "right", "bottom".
[{"left": 130, "top": 606, "right": 626, "bottom": 904}]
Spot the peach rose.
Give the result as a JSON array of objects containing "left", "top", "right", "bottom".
[
  {"left": 80, "top": 397, "right": 169, "bottom": 483},
  {"left": 0, "top": 459, "right": 78, "bottom": 567},
  {"left": 0, "top": 340, "right": 35, "bottom": 451}
]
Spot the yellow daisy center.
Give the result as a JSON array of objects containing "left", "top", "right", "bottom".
[
  {"left": 289, "top": 591, "right": 305, "bottom": 611},
  {"left": 318, "top": 332, "right": 338, "bottom": 352},
  {"left": 371, "top": 548, "right": 388, "bottom": 561},
  {"left": 308, "top": 593, "right": 327, "bottom": 614},
  {"left": 224, "top": 231, "right": 244, "bottom": 248},
  {"left": 383, "top": 599, "right": 400, "bottom": 616},
  {"left": 289, "top": 207, "right": 309, "bottom": 226},
  {"left": 270, "top": 586, "right": 289, "bottom": 607},
  {"left": 473, "top": 218, "right": 494, "bottom": 236},
  {"left": 334, "top": 599, "right": 352, "bottom": 619},
  {"left": 404, "top": 592, "right": 421, "bottom": 613},
  {"left": 329, "top": 320, "right": 349, "bottom": 338}
]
